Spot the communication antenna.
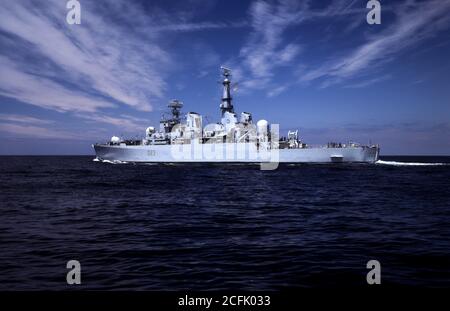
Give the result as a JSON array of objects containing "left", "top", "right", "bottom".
[
  {"left": 220, "top": 66, "right": 232, "bottom": 77},
  {"left": 168, "top": 99, "right": 183, "bottom": 120}
]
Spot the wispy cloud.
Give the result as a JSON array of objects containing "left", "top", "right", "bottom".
[
  {"left": 267, "top": 85, "right": 289, "bottom": 97},
  {"left": 0, "top": 113, "right": 54, "bottom": 125},
  {"left": 231, "top": 0, "right": 372, "bottom": 96},
  {"left": 0, "top": 0, "right": 171, "bottom": 112},
  {"left": 0, "top": 112, "right": 108, "bottom": 140},
  {"left": 190, "top": 42, "right": 222, "bottom": 78},
  {"left": 0, "top": 111, "right": 144, "bottom": 140},
  {"left": 78, "top": 113, "right": 150, "bottom": 133},
  {"left": 0, "top": 56, "right": 114, "bottom": 113},
  {"left": 299, "top": 0, "right": 450, "bottom": 87},
  {"left": 0, "top": 123, "right": 82, "bottom": 140},
  {"left": 152, "top": 21, "right": 247, "bottom": 32},
  {"left": 0, "top": 0, "right": 239, "bottom": 115},
  {"left": 233, "top": 0, "right": 306, "bottom": 95},
  {"left": 0, "top": 113, "right": 86, "bottom": 140},
  {"left": 343, "top": 74, "right": 392, "bottom": 89}
]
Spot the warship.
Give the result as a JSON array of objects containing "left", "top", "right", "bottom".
[{"left": 93, "top": 67, "right": 379, "bottom": 166}]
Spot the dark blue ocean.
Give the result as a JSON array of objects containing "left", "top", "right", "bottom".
[{"left": 0, "top": 156, "right": 449, "bottom": 290}]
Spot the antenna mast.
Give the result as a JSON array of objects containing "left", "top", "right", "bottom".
[{"left": 220, "top": 66, "right": 234, "bottom": 116}]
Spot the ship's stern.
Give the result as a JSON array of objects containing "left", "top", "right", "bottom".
[{"left": 366, "top": 145, "right": 380, "bottom": 163}]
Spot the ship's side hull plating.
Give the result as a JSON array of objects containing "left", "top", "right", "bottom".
[{"left": 93, "top": 143, "right": 379, "bottom": 163}]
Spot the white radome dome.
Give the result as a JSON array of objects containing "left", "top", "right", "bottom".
[
  {"left": 257, "top": 119, "right": 269, "bottom": 133},
  {"left": 110, "top": 136, "right": 121, "bottom": 144}
]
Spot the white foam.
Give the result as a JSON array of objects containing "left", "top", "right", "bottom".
[
  {"left": 94, "top": 158, "right": 128, "bottom": 164},
  {"left": 376, "top": 160, "right": 446, "bottom": 166}
]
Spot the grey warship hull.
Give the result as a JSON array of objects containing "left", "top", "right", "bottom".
[{"left": 93, "top": 143, "right": 379, "bottom": 163}]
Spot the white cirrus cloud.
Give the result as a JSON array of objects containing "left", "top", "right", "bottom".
[
  {"left": 0, "top": 0, "right": 172, "bottom": 112},
  {"left": 0, "top": 122, "right": 82, "bottom": 140},
  {"left": 77, "top": 113, "right": 150, "bottom": 133},
  {"left": 231, "top": 0, "right": 367, "bottom": 96},
  {"left": 0, "top": 0, "right": 241, "bottom": 115},
  {"left": 239, "top": 0, "right": 304, "bottom": 80},
  {"left": 0, "top": 55, "right": 115, "bottom": 113},
  {"left": 299, "top": 0, "right": 450, "bottom": 87},
  {"left": 0, "top": 113, "right": 55, "bottom": 125}
]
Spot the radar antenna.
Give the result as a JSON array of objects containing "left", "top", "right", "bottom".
[
  {"left": 220, "top": 66, "right": 232, "bottom": 77},
  {"left": 168, "top": 99, "right": 183, "bottom": 121}
]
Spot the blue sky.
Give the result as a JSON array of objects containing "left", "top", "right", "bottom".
[{"left": 0, "top": 0, "right": 449, "bottom": 155}]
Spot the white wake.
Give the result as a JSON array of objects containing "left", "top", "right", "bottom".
[{"left": 376, "top": 160, "right": 446, "bottom": 166}]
